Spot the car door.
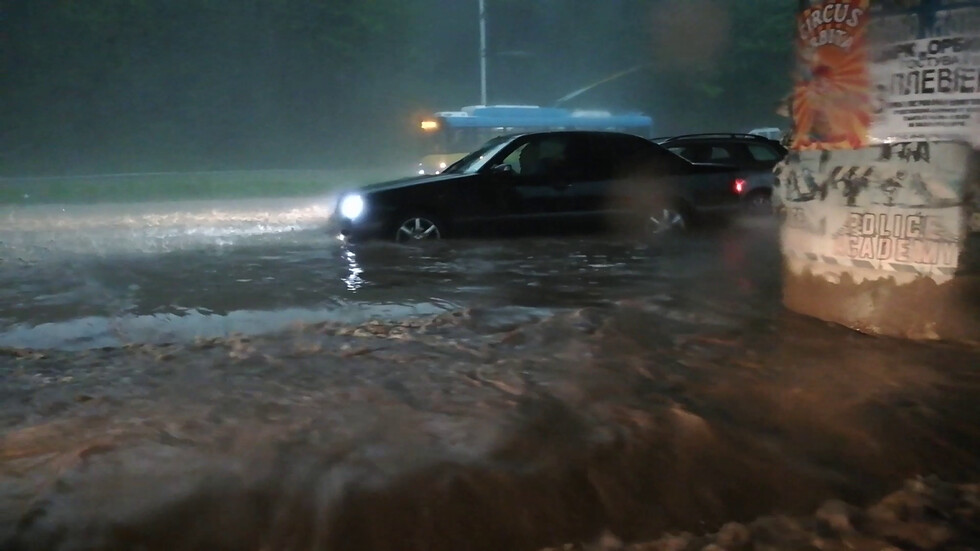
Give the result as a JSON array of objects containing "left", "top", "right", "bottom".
[
  {"left": 460, "top": 135, "right": 567, "bottom": 236},
  {"left": 668, "top": 144, "right": 741, "bottom": 207},
  {"left": 553, "top": 133, "right": 632, "bottom": 231},
  {"left": 555, "top": 133, "right": 612, "bottom": 230},
  {"left": 566, "top": 135, "right": 689, "bottom": 228},
  {"left": 628, "top": 142, "right": 737, "bottom": 210}
]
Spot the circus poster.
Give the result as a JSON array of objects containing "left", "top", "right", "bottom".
[{"left": 791, "top": 0, "right": 874, "bottom": 151}]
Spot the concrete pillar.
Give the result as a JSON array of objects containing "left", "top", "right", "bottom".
[{"left": 775, "top": 0, "right": 980, "bottom": 343}]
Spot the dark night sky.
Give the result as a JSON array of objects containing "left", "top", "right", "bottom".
[{"left": 0, "top": 0, "right": 793, "bottom": 176}]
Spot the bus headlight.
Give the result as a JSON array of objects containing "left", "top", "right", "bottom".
[{"left": 339, "top": 194, "right": 365, "bottom": 220}]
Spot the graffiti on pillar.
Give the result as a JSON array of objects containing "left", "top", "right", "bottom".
[
  {"left": 867, "top": 0, "right": 980, "bottom": 143},
  {"left": 777, "top": 146, "right": 959, "bottom": 209},
  {"left": 792, "top": 0, "right": 874, "bottom": 150},
  {"left": 775, "top": 144, "right": 969, "bottom": 277},
  {"left": 828, "top": 209, "right": 960, "bottom": 270},
  {"left": 877, "top": 141, "right": 930, "bottom": 162}
]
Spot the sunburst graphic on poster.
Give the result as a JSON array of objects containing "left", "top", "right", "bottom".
[{"left": 792, "top": 0, "right": 873, "bottom": 151}]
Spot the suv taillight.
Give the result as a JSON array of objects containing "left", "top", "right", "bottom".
[{"left": 733, "top": 178, "right": 746, "bottom": 194}]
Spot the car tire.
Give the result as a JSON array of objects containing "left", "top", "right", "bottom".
[
  {"left": 644, "top": 202, "right": 689, "bottom": 238},
  {"left": 745, "top": 190, "right": 772, "bottom": 215},
  {"left": 392, "top": 213, "right": 445, "bottom": 243}
]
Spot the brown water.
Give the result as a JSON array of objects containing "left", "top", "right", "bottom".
[{"left": 1, "top": 199, "right": 978, "bottom": 550}]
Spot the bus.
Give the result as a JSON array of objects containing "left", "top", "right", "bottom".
[{"left": 416, "top": 104, "right": 654, "bottom": 174}]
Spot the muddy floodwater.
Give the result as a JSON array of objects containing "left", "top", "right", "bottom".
[{"left": 0, "top": 197, "right": 978, "bottom": 550}]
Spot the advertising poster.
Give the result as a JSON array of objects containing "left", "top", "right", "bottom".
[
  {"left": 792, "top": 0, "right": 874, "bottom": 151},
  {"left": 791, "top": 0, "right": 980, "bottom": 150},
  {"left": 867, "top": 0, "right": 980, "bottom": 143},
  {"left": 782, "top": 1, "right": 977, "bottom": 280}
]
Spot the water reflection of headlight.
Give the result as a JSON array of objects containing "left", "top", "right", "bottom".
[
  {"left": 339, "top": 194, "right": 365, "bottom": 220},
  {"left": 343, "top": 249, "right": 364, "bottom": 291}
]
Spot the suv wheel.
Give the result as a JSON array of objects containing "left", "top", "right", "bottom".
[
  {"left": 646, "top": 205, "right": 688, "bottom": 236},
  {"left": 745, "top": 190, "right": 772, "bottom": 215}
]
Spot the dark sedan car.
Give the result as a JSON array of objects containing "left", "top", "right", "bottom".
[{"left": 330, "top": 131, "right": 752, "bottom": 243}]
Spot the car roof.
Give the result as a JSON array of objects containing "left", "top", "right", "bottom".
[
  {"left": 510, "top": 129, "right": 651, "bottom": 139},
  {"left": 495, "top": 129, "right": 663, "bottom": 148},
  {"left": 653, "top": 133, "right": 780, "bottom": 144}
]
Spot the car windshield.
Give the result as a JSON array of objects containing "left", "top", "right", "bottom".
[{"left": 441, "top": 135, "right": 513, "bottom": 175}]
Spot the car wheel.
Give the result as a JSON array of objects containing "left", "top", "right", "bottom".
[
  {"left": 745, "top": 190, "right": 772, "bottom": 215},
  {"left": 393, "top": 214, "right": 444, "bottom": 242},
  {"left": 645, "top": 205, "right": 688, "bottom": 236}
]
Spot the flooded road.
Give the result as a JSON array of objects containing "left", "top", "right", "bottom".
[
  {"left": 1, "top": 196, "right": 978, "bottom": 550},
  {"left": 0, "top": 197, "right": 776, "bottom": 351}
]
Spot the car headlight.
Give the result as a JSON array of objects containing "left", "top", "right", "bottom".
[{"left": 339, "top": 194, "right": 365, "bottom": 220}]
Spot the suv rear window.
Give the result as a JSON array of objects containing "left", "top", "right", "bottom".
[
  {"left": 706, "top": 146, "right": 733, "bottom": 161},
  {"left": 747, "top": 143, "right": 781, "bottom": 162},
  {"left": 667, "top": 145, "right": 733, "bottom": 163}
]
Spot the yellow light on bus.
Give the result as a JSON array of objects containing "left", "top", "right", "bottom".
[{"left": 420, "top": 120, "right": 439, "bottom": 131}]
